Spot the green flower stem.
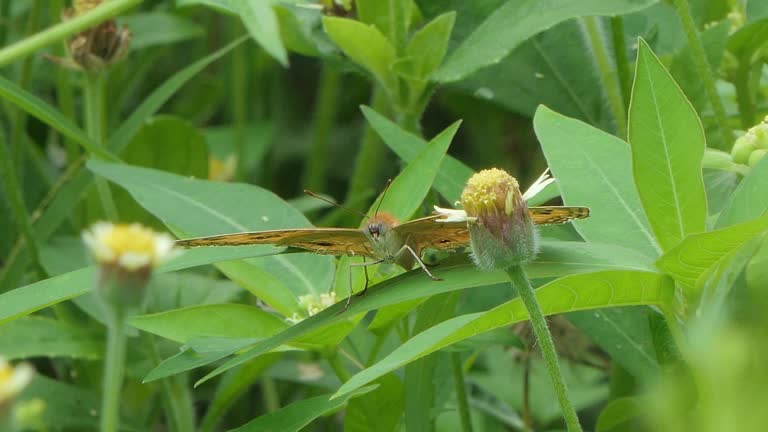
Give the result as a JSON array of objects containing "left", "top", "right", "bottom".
[
  {"left": 345, "top": 86, "right": 389, "bottom": 208},
  {"left": 581, "top": 16, "right": 627, "bottom": 138},
  {"left": 231, "top": 39, "right": 247, "bottom": 181},
  {"left": 506, "top": 266, "right": 583, "bottom": 432},
  {"left": 703, "top": 148, "right": 750, "bottom": 176},
  {"left": 100, "top": 310, "right": 127, "bottom": 432},
  {"left": 261, "top": 376, "right": 280, "bottom": 413},
  {"left": 84, "top": 72, "right": 118, "bottom": 220},
  {"left": 671, "top": 0, "right": 732, "bottom": 149},
  {"left": 0, "top": 129, "right": 46, "bottom": 280},
  {"left": 143, "top": 333, "right": 195, "bottom": 432},
  {"left": 0, "top": 0, "right": 10, "bottom": 46},
  {"left": 304, "top": 65, "right": 341, "bottom": 192},
  {"left": 0, "top": 0, "right": 142, "bottom": 68},
  {"left": 609, "top": 16, "right": 631, "bottom": 113},
  {"left": 51, "top": 0, "right": 78, "bottom": 162},
  {"left": 734, "top": 61, "right": 756, "bottom": 129},
  {"left": 450, "top": 352, "right": 474, "bottom": 432},
  {"left": 328, "top": 352, "right": 353, "bottom": 383}
]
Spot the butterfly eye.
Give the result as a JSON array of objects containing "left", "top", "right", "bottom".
[{"left": 368, "top": 225, "right": 380, "bottom": 238}]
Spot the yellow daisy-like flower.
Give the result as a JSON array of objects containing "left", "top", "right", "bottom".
[
  {"left": 82, "top": 222, "right": 177, "bottom": 271},
  {"left": 0, "top": 357, "right": 34, "bottom": 409},
  {"left": 208, "top": 154, "right": 238, "bottom": 182}
]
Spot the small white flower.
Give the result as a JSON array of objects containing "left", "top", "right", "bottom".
[
  {"left": 82, "top": 222, "right": 178, "bottom": 271},
  {"left": 289, "top": 292, "right": 339, "bottom": 323},
  {"left": 0, "top": 357, "right": 34, "bottom": 405}
]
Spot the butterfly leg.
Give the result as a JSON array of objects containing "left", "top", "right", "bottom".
[
  {"left": 343, "top": 258, "right": 384, "bottom": 312},
  {"left": 402, "top": 245, "right": 442, "bottom": 281}
]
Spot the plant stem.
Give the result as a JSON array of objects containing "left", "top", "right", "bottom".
[
  {"left": 345, "top": 86, "right": 388, "bottom": 209},
  {"left": 581, "top": 16, "right": 626, "bottom": 138},
  {"left": 100, "top": 310, "right": 127, "bottom": 432},
  {"left": 261, "top": 376, "right": 280, "bottom": 413},
  {"left": 83, "top": 72, "right": 118, "bottom": 220},
  {"left": 143, "top": 333, "right": 195, "bottom": 432},
  {"left": 0, "top": 129, "right": 46, "bottom": 280},
  {"left": 450, "top": 352, "right": 473, "bottom": 432},
  {"left": 231, "top": 37, "right": 247, "bottom": 180},
  {"left": 506, "top": 266, "right": 583, "bottom": 432},
  {"left": 671, "top": 0, "right": 732, "bottom": 149},
  {"left": 609, "top": 16, "right": 631, "bottom": 115},
  {"left": 304, "top": 65, "right": 340, "bottom": 192},
  {"left": 0, "top": 0, "right": 142, "bottom": 68},
  {"left": 51, "top": 0, "right": 78, "bottom": 162},
  {"left": 733, "top": 61, "right": 755, "bottom": 128},
  {"left": 327, "top": 351, "right": 352, "bottom": 382}
]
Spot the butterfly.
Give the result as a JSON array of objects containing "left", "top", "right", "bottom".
[{"left": 176, "top": 204, "right": 590, "bottom": 308}]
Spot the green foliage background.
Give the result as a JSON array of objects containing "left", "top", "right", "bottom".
[{"left": 1, "top": 0, "right": 768, "bottom": 431}]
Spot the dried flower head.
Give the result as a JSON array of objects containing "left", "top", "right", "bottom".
[
  {"left": 48, "top": 1, "right": 131, "bottom": 72},
  {"left": 437, "top": 168, "right": 540, "bottom": 270},
  {"left": 0, "top": 357, "right": 34, "bottom": 411}
]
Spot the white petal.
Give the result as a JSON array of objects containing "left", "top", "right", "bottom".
[
  {"left": 522, "top": 168, "right": 556, "bottom": 202},
  {"left": 118, "top": 252, "right": 151, "bottom": 271}
]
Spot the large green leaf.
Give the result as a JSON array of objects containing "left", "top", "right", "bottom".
[
  {"left": 323, "top": 17, "right": 397, "bottom": 92},
  {"left": 433, "top": 0, "right": 658, "bottom": 82},
  {"left": 128, "top": 304, "right": 288, "bottom": 343},
  {"left": 0, "top": 316, "right": 101, "bottom": 360},
  {"left": 656, "top": 214, "right": 768, "bottom": 289},
  {"left": 233, "top": 0, "right": 288, "bottom": 66},
  {"left": 121, "top": 12, "right": 204, "bottom": 50},
  {"left": 332, "top": 270, "right": 674, "bottom": 398},
  {"left": 361, "top": 106, "right": 473, "bottom": 203},
  {"left": 87, "top": 160, "right": 335, "bottom": 316},
  {"left": 228, "top": 388, "right": 374, "bottom": 432},
  {"left": 628, "top": 39, "right": 707, "bottom": 251},
  {"left": 716, "top": 156, "right": 768, "bottom": 228},
  {"left": 371, "top": 120, "right": 460, "bottom": 221},
  {"left": 535, "top": 106, "right": 660, "bottom": 257}
]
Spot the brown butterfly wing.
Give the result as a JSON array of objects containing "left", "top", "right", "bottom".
[
  {"left": 176, "top": 228, "right": 376, "bottom": 258},
  {"left": 394, "top": 215, "right": 470, "bottom": 255},
  {"left": 528, "top": 206, "right": 590, "bottom": 225}
]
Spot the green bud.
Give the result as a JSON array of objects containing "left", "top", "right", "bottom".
[
  {"left": 732, "top": 134, "right": 757, "bottom": 164},
  {"left": 460, "top": 168, "right": 538, "bottom": 270},
  {"left": 749, "top": 149, "right": 767, "bottom": 167}
]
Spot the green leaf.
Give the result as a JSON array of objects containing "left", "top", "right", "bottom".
[
  {"left": 121, "top": 12, "right": 204, "bottom": 50},
  {"left": 332, "top": 270, "right": 674, "bottom": 398},
  {"left": 0, "top": 316, "right": 101, "bottom": 360},
  {"left": 656, "top": 214, "right": 768, "bottom": 288},
  {"left": 228, "top": 388, "right": 374, "bottom": 431},
  {"left": 87, "top": 160, "right": 335, "bottom": 316},
  {"left": 717, "top": 156, "right": 768, "bottom": 228},
  {"left": 176, "top": 0, "right": 233, "bottom": 13},
  {"left": 567, "top": 307, "right": 658, "bottom": 380},
  {"left": 0, "top": 75, "right": 115, "bottom": 161},
  {"left": 361, "top": 105, "right": 473, "bottom": 202},
  {"left": 535, "top": 106, "right": 660, "bottom": 257},
  {"left": 128, "top": 304, "right": 288, "bottom": 343},
  {"left": 344, "top": 375, "right": 404, "bottom": 432},
  {"left": 405, "top": 12, "right": 455, "bottom": 80},
  {"left": 233, "top": 0, "right": 288, "bottom": 66},
  {"left": 118, "top": 115, "right": 209, "bottom": 227},
  {"left": 0, "top": 267, "right": 96, "bottom": 326},
  {"left": 628, "top": 39, "right": 707, "bottom": 251},
  {"left": 595, "top": 396, "right": 643, "bottom": 432},
  {"left": 434, "top": 0, "right": 658, "bottom": 82},
  {"left": 108, "top": 36, "right": 247, "bottom": 153},
  {"left": 372, "top": 120, "right": 461, "bottom": 221},
  {"left": 727, "top": 18, "right": 768, "bottom": 61},
  {"left": 323, "top": 17, "right": 397, "bottom": 92}
]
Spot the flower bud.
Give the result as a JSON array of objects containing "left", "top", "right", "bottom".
[
  {"left": 82, "top": 222, "right": 177, "bottom": 311},
  {"left": 749, "top": 148, "right": 767, "bottom": 167},
  {"left": 460, "top": 168, "right": 538, "bottom": 270},
  {"left": 731, "top": 134, "right": 756, "bottom": 164}
]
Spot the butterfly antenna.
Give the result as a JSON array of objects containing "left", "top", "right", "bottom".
[
  {"left": 303, "top": 190, "right": 367, "bottom": 218},
  {"left": 373, "top": 179, "right": 392, "bottom": 218}
]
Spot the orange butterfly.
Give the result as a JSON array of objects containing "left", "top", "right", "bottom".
[{"left": 176, "top": 204, "right": 589, "bottom": 307}]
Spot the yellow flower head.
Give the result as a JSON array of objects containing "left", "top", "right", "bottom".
[
  {"left": 82, "top": 222, "right": 177, "bottom": 271},
  {"left": 73, "top": 0, "right": 103, "bottom": 15},
  {"left": 460, "top": 168, "right": 520, "bottom": 218},
  {"left": 288, "top": 292, "right": 338, "bottom": 323},
  {"left": 0, "top": 357, "right": 34, "bottom": 408}
]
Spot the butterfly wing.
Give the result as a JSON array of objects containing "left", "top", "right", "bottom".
[
  {"left": 528, "top": 206, "right": 590, "bottom": 225},
  {"left": 176, "top": 228, "right": 375, "bottom": 258},
  {"left": 394, "top": 215, "right": 470, "bottom": 255}
]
